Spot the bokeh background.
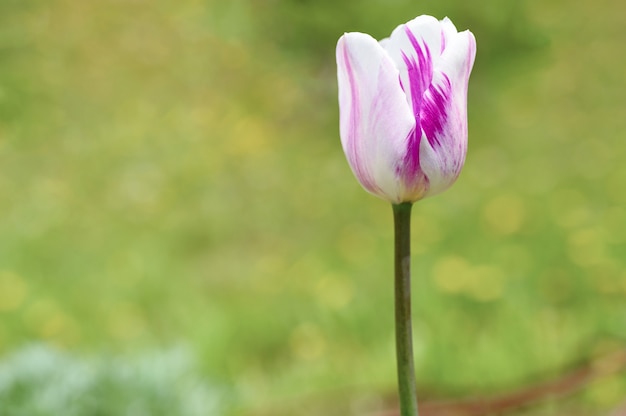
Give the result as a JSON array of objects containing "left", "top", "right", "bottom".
[{"left": 1, "top": 0, "right": 626, "bottom": 414}]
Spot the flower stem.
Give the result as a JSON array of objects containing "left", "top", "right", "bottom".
[{"left": 392, "top": 202, "right": 418, "bottom": 416}]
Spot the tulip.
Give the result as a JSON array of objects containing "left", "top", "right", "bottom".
[
  {"left": 337, "top": 15, "right": 476, "bottom": 204},
  {"left": 336, "top": 16, "right": 476, "bottom": 416}
]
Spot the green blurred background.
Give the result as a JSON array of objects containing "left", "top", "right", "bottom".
[{"left": 1, "top": 0, "right": 625, "bottom": 414}]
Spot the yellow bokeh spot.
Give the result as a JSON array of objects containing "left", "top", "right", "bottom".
[
  {"left": 0, "top": 271, "right": 28, "bottom": 312},
  {"left": 227, "top": 116, "right": 270, "bottom": 156},
  {"left": 482, "top": 193, "right": 525, "bottom": 236},
  {"left": 106, "top": 302, "right": 146, "bottom": 341},
  {"left": 620, "top": 270, "right": 626, "bottom": 294},
  {"left": 549, "top": 189, "right": 590, "bottom": 229},
  {"left": 465, "top": 266, "right": 505, "bottom": 302},
  {"left": 23, "top": 298, "right": 79, "bottom": 345},
  {"left": 587, "top": 261, "right": 620, "bottom": 294},
  {"left": 41, "top": 313, "right": 69, "bottom": 339},
  {"left": 433, "top": 257, "right": 505, "bottom": 302},
  {"left": 289, "top": 322, "right": 326, "bottom": 361},
  {"left": 432, "top": 256, "right": 471, "bottom": 294},
  {"left": 604, "top": 207, "right": 626, "bottom": 244},
  {"left": 586, "top": 375, "right": 625, "bottom": 406},
  {"left": 315, "top": 274, "right": 353, "bottom": 310},
  {"left": 255, "top": 254, "right": 287, "bottom": 279},
  {"left": 24, "top": 299, "right": 59, "bottom": 331},
  {"left": 287, "top": 254, "right": 324, "bottom": 282},
  {"left": 567, "top": 227, "right": 607, "bottom": 267}
]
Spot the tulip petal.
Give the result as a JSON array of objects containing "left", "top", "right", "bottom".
[
  {"left": 420, "top": 30, "right": 476, "bottom": 197},
  {"left": 381, "top": 16, "right": 443, "bottom": 117},
  {"left": 337, "top": 32, "right": 415, "bottom": 203},
  {"left": 440, "top": 17, "right": 459, "bottom": 51},
  {"left": 437, "top": 29, "right": 477, "bottom": 92}
]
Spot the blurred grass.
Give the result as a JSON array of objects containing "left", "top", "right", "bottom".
[{"left": 0, "top": 0, "right": 626, "bottom": 414}]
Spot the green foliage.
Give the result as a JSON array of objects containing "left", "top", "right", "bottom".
[{"left": 0, "top": 0, "right": 625, "bottom": 414}]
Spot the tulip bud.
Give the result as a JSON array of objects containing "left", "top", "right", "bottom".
[{"left": 337, "top": 15, "right": 476, "bottom": 204}]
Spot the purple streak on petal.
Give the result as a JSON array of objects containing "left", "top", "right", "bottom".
[
  {"left": 399, "top": 58, "right": 423, "bottom": 180},
  {"left": 397, "top": 26, "right": 435, "bottom": 181},
  {"left": 402, "top": 53, "right": 423, "bottom": 121},
  {"left": 401, "top": 26, "right": 433, "bottom": 118},
  {"left": 394, "top": 126, "right": 429, "bottom": 199},
  {"left": 340, "top": 44, "right": 375, "bottom": 191},
  {"left": 398, "top": 128, "right": 420, "bottom": 175},
  {"left": 440, "top": 28, "right": 446, "bottom": 54},
  {"left": 421, "top": 74, "right": 452, "bottom": 148}
]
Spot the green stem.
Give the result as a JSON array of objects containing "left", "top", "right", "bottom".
[{"left": 392, "top": 202, "right": 418, "bottom": 416}]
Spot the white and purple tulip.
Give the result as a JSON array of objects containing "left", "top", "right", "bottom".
[{"left": 337, "top": 15, "right": 476, "bottom": 204}]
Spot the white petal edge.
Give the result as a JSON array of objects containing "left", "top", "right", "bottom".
[
  {"left": 436, "top": 30, "right": 476, "bottom": 90},
  {"left": 382, "top": 15, "right": 443, "bottom": 68},
  {"left": 337, "top": 32, "right": 416, "bottom": 203}
]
